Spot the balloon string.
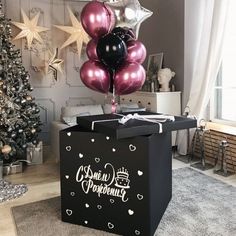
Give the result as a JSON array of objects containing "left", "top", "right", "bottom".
[
  {"left": 111, "top": 98, "right": 117, "bottom": 114},
  {"left": 111, "top": 72, "right": 117, "bottom": 114}
]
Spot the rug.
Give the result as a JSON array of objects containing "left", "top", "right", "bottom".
[
  {"left": 0, "top": 180, "right": 28, "bottom": 203},
  {"left": 12, "top": 168, "right": 236, "bottom": 236}
]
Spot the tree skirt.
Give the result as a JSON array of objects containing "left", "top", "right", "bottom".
[{"left": 0, "top": 180, "right": 28, "bottom": 203}]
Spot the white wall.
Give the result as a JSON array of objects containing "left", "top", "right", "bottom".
[{"left": 4, "top": 0, "right": 104, "bottom": 143}]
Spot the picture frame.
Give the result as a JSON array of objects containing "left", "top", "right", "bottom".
[{"left": 147, "top": 53, "right": 164, "bottom": 80}]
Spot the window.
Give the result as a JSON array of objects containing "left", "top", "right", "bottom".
[{"left": 211, "top": 1, "right": 236, "bottom": 125}]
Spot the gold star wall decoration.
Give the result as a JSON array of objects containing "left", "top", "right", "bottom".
[
  {"left": 54, "top": 7, "right": 90, "bottom": 59},
  {"left": 12, "top": 9, "right": 49, "bottom": 49},
  {"left": 45, "top": 48, "right": 64, "bottom": 81}
]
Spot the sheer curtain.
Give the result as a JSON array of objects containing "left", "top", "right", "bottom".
[{"left": 177, "top": 0, "right": 230, "bottom": 155}]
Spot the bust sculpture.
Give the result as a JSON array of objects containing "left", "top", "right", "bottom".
[{"left": 157, "top": 68, "right": 175, "bottom": 92}]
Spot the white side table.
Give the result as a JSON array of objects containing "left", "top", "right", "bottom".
[{"left": 120, "top": 91, "right": 182, "bottom": 145}]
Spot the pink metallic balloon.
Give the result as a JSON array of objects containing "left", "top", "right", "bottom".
[
  {"left": 80, "top": 60, "right": 110, "bottom": 94},
  {"left": 81, "top": 1, "right": 115, "bottom": 39},
  {"left": 106, "top": 3, "right": 116, "bottom": 31},
  {"left": 86, "top": 39, "right": 99, "bottom": 61},
  {"left": 114, "top": 62, "right": 146, "bottom": 95},
  {"left": 127, "top": 40, "right": 147, "bottom": 64}
]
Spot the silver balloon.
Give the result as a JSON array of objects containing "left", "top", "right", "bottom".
[{"left": 105, "top": 0, "right": 153, "bottom": 38}]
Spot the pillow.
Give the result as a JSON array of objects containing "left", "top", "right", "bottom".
[
  {"left": 121, "top": 107, "right": 146, "bottom": 113},
  {"left": 62, "top": 112, "right": 91, "bottom": 126},
  {"left": 62, "top": 116, "right": 77, "bottom": 126},
  {"left": 102, "top": 103, "right": 139, "bottom": 114},
  {"left": 61, "top": 105, "right": 104, "bottom": 121},
  {"left": 120, "top": 103, "right": 139, "bottom": 110}
]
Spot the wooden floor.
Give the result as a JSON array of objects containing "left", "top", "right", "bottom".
[
  {"left": 0, "top": 148, "right": 236, "bottom": 236},
  {"left": 0, "top": 146, "right": 60, "bottom": 236}
]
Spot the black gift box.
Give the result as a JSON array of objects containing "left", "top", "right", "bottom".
[
  {"left": 60, "top": 127, "right": 171, "bottom": 236},
  {"left": 77, "top": 111, "right": 197, "bottom": 139},
  {"left": 60, "top": 113, "right": 197, "bottom": 236}
]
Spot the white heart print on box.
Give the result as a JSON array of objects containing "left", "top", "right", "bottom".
[
  {"left": 129, "top": 144, "right": 137, "bottom": 152},
  {"left": 128, "top": 209, "right": 134, "bottom": 215},
  {"left": 137, "top": 194, "right": 144, "bottom": 200},
  {"left": 108, "top": 222, "right": 114, "bottom": 229},
  {"left": 110, "top": 199, "right": 115, "bottom": 204},
  {"left": 137, "top": 170, "right": 143, "bottom": 176},
  {"left": 66, "top": 209, "right": 72, "bottom": 216}
]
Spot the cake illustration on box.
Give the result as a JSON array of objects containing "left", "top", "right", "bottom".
[{"left": 115, "top": 167, "right": 130, "bottom": 189}]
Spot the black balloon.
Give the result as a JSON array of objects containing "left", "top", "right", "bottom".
[
  {"left": 112, "top": 27, "right": 136, "bottom": 42},
  {"left": 97, "top": 33, "right": 127, "bottom": 69}
]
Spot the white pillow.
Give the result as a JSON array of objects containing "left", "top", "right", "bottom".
[
  {"left": 62, "top": 112, "right": 91, "bottom": 126},
  {"left": 62, "top": 116, "right": 77, "bottom": 126},
  {"left": 61, "top": 105, "right": 104, "bottom": 121},
  {"left": 102, "top": 103, "right": 139, "bottom": 114},
  {"left": 121, "top": 107, "right": 146, "bottom": 113},
  {"left": 120, "top": 103, "right": 139, "bottom": 110}
]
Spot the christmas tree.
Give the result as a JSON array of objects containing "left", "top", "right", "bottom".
[{"left": 0, "top": 3, "right": 41, "bottom": 164}]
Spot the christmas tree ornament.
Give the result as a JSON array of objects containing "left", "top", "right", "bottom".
[
  {"left": 25, "top": 96, "right": 32, "bottom": 101},
  {"left": 31, "top": 128, "right": 36, "bottom": 134},
  {"left": 18, "top": 129, "right": 23, "bottom": 134},
  {"left": 1, "top": 145, "right": 12, "bottom": 154},
  {"left": 45, "top": 48, "right": 64, "bottom": 81},
  {"left": 54, "top": 7, "right": 90, "bottom": 59},
  {"left": 11, "top": 9, "right": 49, "bottom": 49},
  {"left": 11, "top": 133, "right": 17, "bottom": 138},
  {"left": 105, "top": 0, "right": 153, "bottom": 38}
]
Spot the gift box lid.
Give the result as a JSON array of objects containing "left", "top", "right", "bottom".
[{"left": 77, "top": 111, "right": 197, "bottom": 139}]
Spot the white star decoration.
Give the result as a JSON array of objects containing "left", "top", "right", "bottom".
[
  {"left": 12, "top": 9, "right": 49, "bottom": 49},
  {"left": 45, "top": 49, "right": 64, "bottom": 81},
  {"left": 54, "top": 7, "right": 90, "bottom": 59}
]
